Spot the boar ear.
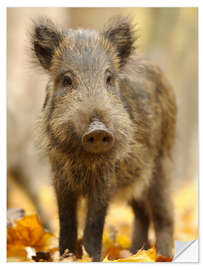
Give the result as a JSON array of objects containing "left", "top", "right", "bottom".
[
  {"left": 30, "top": 17, "right": 64, "bottom": 70},
  {"left": 101, "top": 16, "right": 137, "bottom": 67}
]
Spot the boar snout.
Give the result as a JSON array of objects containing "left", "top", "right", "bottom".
[{"left": 82, "top": 120, "right": 114, "bottom": 154}]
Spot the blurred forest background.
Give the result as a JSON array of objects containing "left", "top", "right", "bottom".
[{"left": 7, "top": 7, "right": 198, "bottom": 248}]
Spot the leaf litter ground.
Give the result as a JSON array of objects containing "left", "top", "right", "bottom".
[{"left": 7, "top": 181, "right": 198, "bottom": 262}]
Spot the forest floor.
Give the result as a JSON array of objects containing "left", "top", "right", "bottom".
[{"left": 7, "top": 180, "right": 198, "bottom": 262}]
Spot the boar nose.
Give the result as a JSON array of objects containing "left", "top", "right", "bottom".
[{"left": 82, "top": 121, "right": 114, "bottom": 154}]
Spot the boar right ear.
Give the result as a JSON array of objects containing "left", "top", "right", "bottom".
[
  {"left": 101, "top": 16, "right": 137, "bottom": 67},
  {"left": 30, "top": 18, "right": 64, "bottom": 70}
]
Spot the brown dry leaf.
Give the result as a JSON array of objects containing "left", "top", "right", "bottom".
[{"left": 156, "top": 255, "right": 173, "bottom": 262}]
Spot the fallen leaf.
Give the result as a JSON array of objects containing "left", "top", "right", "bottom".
[
  {"left": 103, "top": 247, "right": 156, "bottom": 262},
  {"left": 156, "top": 255, "right": 172, "bottom": 262},
  {"left": 7, "top": 214, "right": 54, "bottom": 259}
]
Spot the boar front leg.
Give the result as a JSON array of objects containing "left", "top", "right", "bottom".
[
  {"left": 130, "top": 199, "right": 150, "bottom": 253},
  {"left": 83, "top": 197, "right": 108, "bottom": 262},
  {"left": 148, "top": 157, "right": 174, "bottom": 258},
  {"left": 55, "top": 182, "right": 78, "bottom": 256}
]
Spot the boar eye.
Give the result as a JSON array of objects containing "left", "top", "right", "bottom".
[
  {"left": 106, "top": 71, "right": 115, "bottom": 87},
  {"left": 106, "top": 75, "right": 112, "bottom": 84},
  {"left": 62, "top": 75, "right": 73, "bottom": 88}
]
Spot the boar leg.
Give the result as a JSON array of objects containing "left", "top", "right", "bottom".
[
  {"left": 148, "top": 157, "right": 174, "bottom": 258},
  {"left": 83, "top": 198, "right": 108, "bottom": 261},
  {"left": 130, "top": 199, "right": 150, "bottom": 253},
  {"left": 55, "top": 186, "right": 78, "bottom": 256}
]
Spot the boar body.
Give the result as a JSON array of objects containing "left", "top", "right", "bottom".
[{"left": 31, "top": 16, "right": 176, "bottom": 261}]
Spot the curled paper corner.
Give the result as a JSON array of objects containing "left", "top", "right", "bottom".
[{"left": 173, "top": 239, "right": 198, "bottom": 262}]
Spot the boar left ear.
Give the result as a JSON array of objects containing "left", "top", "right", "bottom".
[
  {"left": 30, "top": 17, "right": 64, "bottom": 71},
  {"left": 101, "top": 16, "right": 137, "bottom": 67}
]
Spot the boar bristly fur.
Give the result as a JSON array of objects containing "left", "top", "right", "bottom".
[{"left": 31, "top": 16, "right": 176, "bottom": 261}]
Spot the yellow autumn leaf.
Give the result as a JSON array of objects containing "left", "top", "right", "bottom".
[
  {"left": 7, "top": 214, "right": 54, "bottom": 258},
  {"left": 116, "top": 234, "right": 130, "bottom": 249},
  {"left": 103, "top": 247, "right": 156, "bottom": 262},
  {"left": 7, "top": 214, "right": 45, "bottom": 246}
]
